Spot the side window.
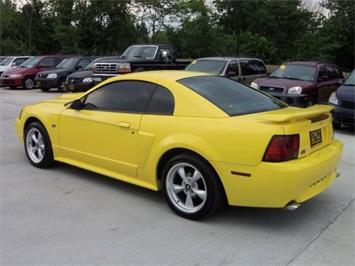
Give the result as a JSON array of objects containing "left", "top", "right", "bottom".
[
  {"left": 334, "top": 66, "right": 344, "bottom": 79},
  {"left": 147, "top": 86, "right": 175, "bottom": 115},
  {"left": 160, "top": 48, "right": 172, "bottom": 60},
  {"left": 318, "top": 66, "right": 327, "bottom": 79},
  {"left": 226, "top": 61, "right": 239, "bottom": 76},
  {"left": 78, "top": 58, "right": 91, "bottom": 68},
  {"left": 326, "top": 65, "right": 336, "bottom": 80},
  {"left": 240, "top": 59, "right": 267, "bottom": 75},
  {"left": 14, "top": 58, "right": 27, "bottom": 66},
  {"left": 82, "top": 81, "right": 156, "bottom": 113},
  {"left": 40, "top": 58, "right": 55, "bottom": 67}
]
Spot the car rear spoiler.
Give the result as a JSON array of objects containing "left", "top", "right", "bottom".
[{"left": 256, "top": 105, "right": 333, "bottom": 122}]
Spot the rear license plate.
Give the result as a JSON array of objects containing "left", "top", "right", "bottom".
[
  {"left": 69, "top": 84, "right": 74, "bottom": 90},
  {"left": 310, "top": 129, "right": 322, "bottom": 147}
]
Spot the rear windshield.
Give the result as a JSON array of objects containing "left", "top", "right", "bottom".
[
  {"left": 185, "top": 60, "right": 227, "bottom": 75},
  {"left": 178, "top": 76, "right": 286, "bottom": 116}
]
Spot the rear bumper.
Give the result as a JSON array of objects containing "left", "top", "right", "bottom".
[{"left": 213, "top": 139, "right": 343, "bottom": 208}]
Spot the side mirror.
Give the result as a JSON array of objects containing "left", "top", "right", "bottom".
[
  {"left": 11, "top": 62, "right": 16, "bottom": 67},
  {"left": 70, "top": 99, "right": 83, "bottom": 110},
  {"left": 162, "top": 51, "right": 172, "bottom": 61}
]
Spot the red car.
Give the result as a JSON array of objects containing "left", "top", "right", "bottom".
[
  {"left": 0, "top": 55, "right": 74, "bottom": 89},
  {"left": 251, "top": 60, "right": 344, "bottom": 107}
]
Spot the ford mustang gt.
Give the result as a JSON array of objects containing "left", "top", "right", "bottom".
[{"left": 15, "top": 70, "right": 343, "bottom": 220}]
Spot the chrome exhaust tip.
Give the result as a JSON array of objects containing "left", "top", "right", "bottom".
[{"left": 284, "top": 202, "right": 301, "bottom": 211}]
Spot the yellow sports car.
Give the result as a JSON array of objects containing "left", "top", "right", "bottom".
[{"left": 15, "top": 70, "right": 343, "bottom": 220}]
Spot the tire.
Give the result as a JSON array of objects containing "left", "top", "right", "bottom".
[
  {"left": 133, "top": 68, "right": 145, "bottom": 72},
  {"left": 40, "top": 87, "right": 50, "bottom": 92},
  {"left": 24, "top": 122, "right": 54, "bottom": 168},
  {"left": 161, "top": 153, "right": 226, "bottom": 220},
  {"left": 305, "top": 97, "right": 316, "bottom": 107},
  {"left": 332, "top": 122, "right": 341, "bottom": 129},
  {"left": 57, "top": 78, "right": 66, "bottom": 92},
  {"left": 23, "top": 76, "right": 35, "bottom": 89}
]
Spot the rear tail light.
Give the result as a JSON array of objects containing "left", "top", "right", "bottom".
[{"left": 263, "top": 135, "right": 299, "bottom": 162}]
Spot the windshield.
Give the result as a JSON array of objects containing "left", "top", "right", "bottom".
[
  {"left": 270, "top": 64, "right": 317, "bottom": 81},
  {"left": 185, "top": 60, "right": 227, "bottom": 75},
  {"left": 56, "top": 58, "right": 79, "bottom": 68},
  {"left": 344, "top": 70, "right": 355, "bottom": 86},
  {"left": 0, "top": 57, "right": 14, "bottom": 66},
  {"left": 19, "top": 57, "right": 41, "bottom": 68},
  {"left": 178, "top": 76, "right": 286, "bottom": 116},
  {"left": 121, "top": 46, "right": 158, "bottom": 59}
]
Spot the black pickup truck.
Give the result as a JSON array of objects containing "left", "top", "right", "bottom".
[{"left": 92, "top": 44, "right": 192, "bottom": 84}]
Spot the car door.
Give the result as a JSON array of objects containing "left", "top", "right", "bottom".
[{"left": 58, "top": 80, "right": 156, "bottom": 177}]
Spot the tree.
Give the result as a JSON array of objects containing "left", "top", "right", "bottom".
[{"left": 319, "top": 0, "right": 354, "bottom": 71}]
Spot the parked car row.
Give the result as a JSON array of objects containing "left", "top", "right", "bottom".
[
  {"left": 0, "top": 51, "right": 353, "bottom": 128},
  {"left": 0, "top": 55, "right": 75, "bottom": 89}
]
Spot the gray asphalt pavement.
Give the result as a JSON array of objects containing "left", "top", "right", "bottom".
[{"left": 1, "top": 87, "right": 354, "bottom": 266}]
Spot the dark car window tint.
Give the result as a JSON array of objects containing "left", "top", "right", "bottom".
[
  {"left": 147, "top": 86, "right": 175, "bottom": 115},
  {"left": 41, "top": 58, "right": 55, "bottom": 67},
  {"left": 240, "top": 59, "right": 267, "bottom": 75},
  {"left": 226, "top": 61, "right": 239, "bottom": 76},
  {"left": 326, "top": 66, "right": 337, "bottom": 80},
  {"left": 334, "top": 66, "right": 344, "bottom": 78},
  {"left": 78, "top": 58, "right": 91, "bottom": 68},
  {"left": 14, "top": 58, "right": 28, "bottom": 66},
  {"left": 178, "top": 76, "right": 286, "bottom": 116},
  {"left": 318, "top": 66, "right": 327, "bottom": 79},
  {"left": 83, "top": 81, "right": 156, "bottom": 112}
]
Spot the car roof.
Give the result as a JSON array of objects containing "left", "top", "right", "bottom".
[
  {"left": 284, "top": 60, "right": 338, "bottom": 67},
  {"left": 32, "top": 55, "right": 77, "bottom": 58},
  {"left": 195, "top": 57, "right": 263, "bottom": 61}
]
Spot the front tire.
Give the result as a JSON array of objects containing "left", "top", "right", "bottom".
[
  {"left": 162, "top": 153, "right": 226, "bottom": 220},
  {"left": 332, "top": 122, "right": 341, "bottom": 129},
  {"left": 57, "top": 78, "right": 66, "bottom": 92},
  {"left": 305, "top": 97, "right": 316, "bottom": 107},
  {"left": 24, "top": 122, "right": 54, "bottom": 168},
  {"left": 23, "top": 76, "right": 35, "bottom": 89}
]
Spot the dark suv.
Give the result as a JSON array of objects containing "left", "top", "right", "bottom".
[
  {"left": 251, "top": 60, "right": 344, "bottom": 107},
  {"left": 65, "top": 56, "right": 121, "bottom": 92},
  {"left": 35, "top": 56, "right": 96, "bottom": 92}
]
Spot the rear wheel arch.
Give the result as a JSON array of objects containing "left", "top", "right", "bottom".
[
  {"left": 157, "top": 148, "right": 226, "bottom": 194},
  {"left": 159, "top": 149, "right": 227, "bottom": 220}
]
